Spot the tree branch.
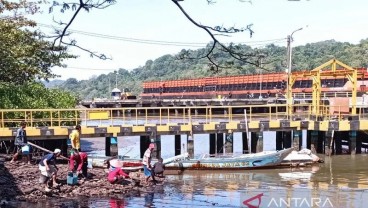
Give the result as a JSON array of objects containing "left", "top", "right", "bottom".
[
  {"left": 172, "top": 0, "right": 259, "bottom": 73},
  {"left": 49, "top": 0, "right": 116, "bottom": 59}
]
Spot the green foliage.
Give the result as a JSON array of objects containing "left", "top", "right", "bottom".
[
  {"left": 0, "top": 19, "right": 75, "bottom": 84},
  {"left": 0, "top": 0, "right": 77, "bottom": 126},
  {"left": 0, "top": 82, "right": 78, "bottom": 127},
  {"left": 54, "top": 39, "right": 368, "bottom": 100},
  {"left": 0, "top": 82, "right": 76, "bottom": 109}
]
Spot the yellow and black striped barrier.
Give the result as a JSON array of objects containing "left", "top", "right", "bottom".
[{"left": 0, "top": 120, "right": 367, "bottom": 140}]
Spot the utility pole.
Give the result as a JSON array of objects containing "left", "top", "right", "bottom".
[
  {"left": 286, "top": 27, "right": 303, "bottom": 118},
  {"left": 114, "top": 70, "right": 118, "bottom": 89}
]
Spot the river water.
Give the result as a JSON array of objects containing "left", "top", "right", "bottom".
[{"left": 11, "top": 134, "right": 368, "bottom": 208}]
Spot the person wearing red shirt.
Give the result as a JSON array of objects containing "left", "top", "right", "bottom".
[
  {"left": 108, "top": 167, "right": 129, "bottom": 184},
  {"left": 69, "top": 151, "right": 88, "bottom": 178}
]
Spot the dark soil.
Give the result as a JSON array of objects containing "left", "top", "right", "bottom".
[{"left": 0, "top": 157, "right": 162, "bottom": 204}]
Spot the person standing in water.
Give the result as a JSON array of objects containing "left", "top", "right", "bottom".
[{"left": 142, "top": 143, "right": 156, "bottom": 184}]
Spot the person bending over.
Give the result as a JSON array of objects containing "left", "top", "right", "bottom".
[
  {"left": 39, "top": 149, "right": 61, "bottom": 192},
  {"left": 153, "top": 157, "right": 165, "bottom": 177},
  {"left": 107, "top": 167, "right": 129, "bottom": 184},
  {"left": 69, "top": 150, "right": 88, "bottom": 178}
]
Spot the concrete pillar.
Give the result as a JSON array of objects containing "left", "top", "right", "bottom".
[
  {"left": 151, "top": 134, "right": 161, "bottom": 159},
  {"left": 140, "top": 135, "right": 150, "bottom": 158},
  {"left": 242, "top": 132, "right": 249, "bottom": 154},
  {"left": 311, "top": 131, "right": 318, "bottom": 154},
  {"left": 324, "top": 131, "right": 332, "bottom": 156},
  {"left": 57, "top": 138, "right": 67, "bottom": 159},
  {"left": 256, "top": 132, "right": 263, "bottom": 153},
  {"left": 283, "top": 131, "right": 292, "bottom": 149},
  {"left": 66, "top": 138, "right": 72, "bottom": 157},
  {"left": 317, "top": 131, "right": 325, "bottom": 154},
  {"left": 105, "top": 137, "right": 118, "bottom": 157},
  {"left": 209, "top": 133, "right": 216, "bottom": 155},
  {"left": 187, "top": 135, "right": 194, "bottom": 158},
  {"left": 350, "top": 131, "right": 357, "bottom": 155},
  {"left": 217, "top": 133, "right": 224, "bottom": 154},
  {"left": 276, "top": 131, "right": 283, "bottom": 151},
  {"left": 357, "top": 131, "right": 363, "bottom": 154},
  {"left": 175, "top": 135, "right": 181, "bottom": 156},
  {"left": 334, "top": 131, "right": 343, "bottom": 154},
  {"left": 251, "top": 132, "right": 258, "bottom": 153},
  {"left": 306, "top": 131, "right": 311, "bottom": 150},
  {"left": 293, "top": 131, "right": 301, "bottom": 150},
  {"left": 225, "top": 133, "right": 234, "bottom": 154}
]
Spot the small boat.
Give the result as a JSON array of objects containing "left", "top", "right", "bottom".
[
  {"left": 109, "top": 159, "right": 144, "bottom": 171},
  {"left": 281, "top": 149, "right": 323, "bottom": 166},
  {"left": 88, "top": 153, "right": 190, "bottom": 171},
  {"left": 87, "top": 156, "right": 144, "bottom": 171},
  {"left": 165, "top": 148, "right": 294, "bottom": 170},
  {"left": 162, "top": 152, "right": 189, "bottom": 165}
]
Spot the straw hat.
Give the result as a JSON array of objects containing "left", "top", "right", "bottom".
[{"left": 109, "top": 159, "right": 123, "bottom": 168}]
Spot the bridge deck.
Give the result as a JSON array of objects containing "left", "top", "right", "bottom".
[{"left": 1, "top": 104, "right": 367, "bottom": 139}]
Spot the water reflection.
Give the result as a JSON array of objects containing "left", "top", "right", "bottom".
[
  {"left": 144, "top": 192, "right": 154, "bottom": 207},
  {"left": 108, "top": 198, "right": 127, "bottom": 208}
]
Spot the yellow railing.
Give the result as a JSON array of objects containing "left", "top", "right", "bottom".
[
  {"left": 293, "top": 92, "right": 353, "bottom": 99},
  {"left": 0, "top": 104, "right": 367, "bottom": 128}
]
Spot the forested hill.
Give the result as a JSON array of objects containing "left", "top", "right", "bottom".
[{"left": 54, "top": 39, "right": 368, "bottom": 100}]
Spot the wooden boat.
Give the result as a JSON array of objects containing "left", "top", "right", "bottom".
[
  {"left": 87, "top": 156, "right": 143, "bottom": 171},
  {"left": 165, "top": 148, "right": 294, "bottom": 170},
  {"left": 88, "top": 153, "right": 190, "bottom": 171}
]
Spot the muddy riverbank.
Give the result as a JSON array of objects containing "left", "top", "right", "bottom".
[{"left": 0, "top": 158, "right": 160, "bottom": 204}]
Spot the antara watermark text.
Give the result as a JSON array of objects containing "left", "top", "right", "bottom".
[
  {"left": 267, "top": 197, "right": 334, "bottom": 207},
  {"left": 241, "top": 193, "right": 334, "bottom": 208}
]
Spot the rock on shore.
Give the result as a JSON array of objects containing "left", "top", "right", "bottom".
[{"left": 0, "top": 160, "right": 160, "bottom": 203}]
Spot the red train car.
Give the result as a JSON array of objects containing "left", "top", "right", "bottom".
[{"left": 140, "top": 69, "right": 368, "bottom": 100}]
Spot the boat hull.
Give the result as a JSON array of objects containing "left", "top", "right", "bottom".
[{"left": 165, "top": 148, "right": 294, "bottom": 170}]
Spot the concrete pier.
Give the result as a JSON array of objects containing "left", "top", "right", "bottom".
[
  {"left": 140, "top": 135, "right": 150, "bottom": 158},
  {"left": 187, "top": 135, "right": 194, "bottom": 158},
  {"left": 250, "top": 132, "right": 258, "bottom": 153},
  {"left": 209, "top": 133, "right": 216, "bottom": 155},
  {"left": 350, "top": 131, "right": 357, "bottom": 155},
  {"left": 283, "top": 132, "right": 292, "bottom": 149},
  {"left": 276, "top": 131, "right": 291, "bottom": 150},
  {"left": 356, "top": 131, "right": 363, "bottom": 154},
  {"left": 317, "top": 131, "right": 325, "bottom": 154},
  {"left": 152, "top": 134, "right": 161, "bottom": 159},
  {"left": 256, "top": 132, "right": 263, "bottom": 153},
  {"left": 276, "top": 131, "right": 283, "bottom": 151},
  {"left": 174, "top": 135, "right": 181, "bottom": 156},
  {"left": 242, "top": 132, "right": 249, "bottom": 154},
  {"left": 225, "top": 132, "right": 233, "bottom": 154},
  {"left": 216, "top": 133, "right": 224, "bottom": 154},
  {"left": 292, "top": 131, "right": 301, "bottom": 150},
  {"left": 105, "top": 137, "right": 118, "bottom": 157},
  {"left": 324, "top": 131, "right": 333, "bottom": 156},
  {"left": 334, "top": 131, "right": 343, "bottom": 154}
]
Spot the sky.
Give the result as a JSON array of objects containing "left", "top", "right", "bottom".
[{"left": 29, "top": 0, "right": 368, "bottom": 80}]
